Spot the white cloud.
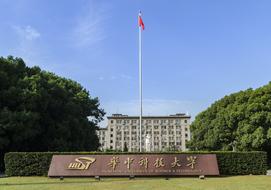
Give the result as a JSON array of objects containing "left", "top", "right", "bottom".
[
  {"left": 13, "top": 25, "right": 40, "bottom": 40},
  {"left": 110, "top": 76, "right": 117, "bottom": 80},
  {"left": 10, "top": 24, "right": 44, "bottom": 67},
  {"left": 71, "top": 1, "right": 109, "bottom": 47},
  {"left": 120, "top": 74, "right": 133, "bottom": 80},
  {"left": 98, "top": 76, "right": 104, "bottom": 80}
]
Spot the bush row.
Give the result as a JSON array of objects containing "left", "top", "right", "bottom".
[
  {"left": 0, "top": 153, "right": 4, "bottom": 172},
  {"left": 4, "top": 151, "right": 267, "bottom": 176}
]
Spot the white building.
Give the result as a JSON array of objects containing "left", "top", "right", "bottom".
[
  {"left": 97, "top": 113, "right": 191, "bottom": 152},
  {"left": 97, "top": 128, "right": 107, "bottom": 151}
]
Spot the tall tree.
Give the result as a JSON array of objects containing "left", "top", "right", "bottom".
[
  {"left": 0, "top": 56, "right": 105, "bottom": 171},
  {"left": 188, "top": 82, "right": 271, "bottom": 163}
]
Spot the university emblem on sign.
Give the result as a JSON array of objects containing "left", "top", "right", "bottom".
[{"left": 67, "top": 157, "right": 96, "bottom": 170}]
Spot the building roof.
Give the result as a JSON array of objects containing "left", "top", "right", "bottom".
[{"left": 107, "top": 113, "right": 191, "bottom": 119}]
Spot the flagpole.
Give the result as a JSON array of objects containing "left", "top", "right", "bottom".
[{"left": 139, "top": 11, "right": 142, "bottom": 152}]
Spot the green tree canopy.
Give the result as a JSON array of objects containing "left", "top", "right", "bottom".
[
  {"left": 189, "top": 82, "right": 271, "bottom": 161},
  {"left": 0, "top": 56, "right": 105, "bottom": 167}
]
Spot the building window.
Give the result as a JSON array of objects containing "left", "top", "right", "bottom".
[
  {"left": 110, "top": 134, "right": 113, "bottom": 137},
  {"left": 111, "top": 128, "right": 113, "bottom": 132},
  {"left": 185, "top": 133, "right": 188, "bottom": 138},
  {"left": 184, "top": 119, "right": 187, "bottom": 123},
  {"left": 110, "top": 140, "right": 113, "bottom": 143},
  {"left": 111, "top": 120, "right": 114, "bottom": 124}
]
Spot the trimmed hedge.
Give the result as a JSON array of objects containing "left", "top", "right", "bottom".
[
  {"left": 0, "top": 153, "right": 4, "bottom": 172},
  {"left": 4, "top": 151, "right": 267, "bottom": 176}
]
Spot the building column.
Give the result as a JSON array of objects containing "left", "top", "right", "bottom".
[
  {"left": 121, "top": 126, "right": 124, "bottom": 151},
  {"left": 174, "top": 125, "right": 177, "bottom": 149},
  {"left": 129, "top": 125, "right": 132, "bottom": 152},
  {"left": 113, "top": 126, "right": 116, "bottom": 150},
  {"left": 151, "top": 124, "right": 154, "bottom": 151},
  {"left": 166, "top": 126, "right": 169, "bottom": 150},
  {"left": 159, "top": 125, "right": 162, "bottom": 151},
  {"left": 105, "top": 129, "right": 109, "bottom": 150},
  {"left": 181, "top": 124, "right": 186, "bottom": 151},
  {"left": 137, "top": 121, "right": 140, "bottom": 151}
]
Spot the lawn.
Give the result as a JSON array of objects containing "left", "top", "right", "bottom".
[{"left": 0, "top": 176, "right": 270, "bottom": 190}]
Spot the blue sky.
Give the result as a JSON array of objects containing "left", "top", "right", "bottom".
[{"left": 1, "top": 0, "right": 271, "bottom": 127}]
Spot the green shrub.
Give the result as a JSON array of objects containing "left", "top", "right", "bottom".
[
  {"left": 0, "top": 153, "right": 4, "bottom": 172},
  {"left": 4, "top": 151, "right": 267, "bottom": 176},
  {"left": 215, "top": 152, "right": 267, "bottom": 175}
]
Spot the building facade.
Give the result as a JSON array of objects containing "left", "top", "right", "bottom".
[
  {"left": 97, "top": 113, "right": 191, "bottom": 152},
  {"left": 97, "top": 128, "right": 107, "bottom": 151}
]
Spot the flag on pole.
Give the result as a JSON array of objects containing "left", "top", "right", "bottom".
[
  {"left": 138, "top": 12, "right": 145, "bottom": 30},
  {"left": 138, "top": 11, "right": 144, "bottom": 152}
]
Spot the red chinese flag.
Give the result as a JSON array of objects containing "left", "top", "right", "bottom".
[{"left": 138, "top": 13, "right": 145, "bottom": 30}]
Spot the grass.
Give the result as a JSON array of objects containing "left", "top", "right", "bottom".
[{"left": 0, "top": 176, "right": 270, "bottom": 190}]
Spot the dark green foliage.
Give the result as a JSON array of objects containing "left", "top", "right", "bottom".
[
  {"left": 0, "top": 153, "right": 4, "bottom": 172},
  {"left": 215, "top": 151, "right": 267, "bottom": 175},
  {"left": 188, "top": 82, "right": 271, "bottom": 164},
  {"left": 5, "top": 152, "right": 53, "bottom": 176},
  {"left": 0, "top": 56, "right": 105, "bottom": 171},
  {"left": 4, "top": 151, "right": 267, "bottom": 176}
]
